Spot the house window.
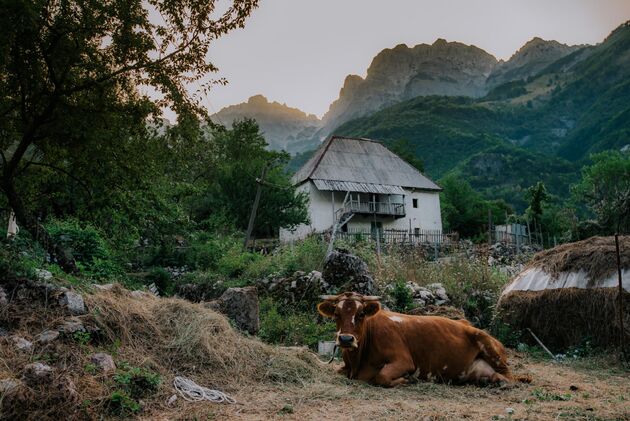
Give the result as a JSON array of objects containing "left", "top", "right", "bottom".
[
  {"left": 412, "top": 198, "right": 418, "bottom": 208},
  {"left": 414, "top": 228, "right": 420, "bottom": 236}
]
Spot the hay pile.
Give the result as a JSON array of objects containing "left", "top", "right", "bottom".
[
  {"left": 498, "top": 236, "right": 630, "bottom": 350},
  {"left": 526, "top": 236, "right": 630, "bottom": 281},
  {"left": 0, "top": 283, "right": 328, "bottom": 420}
]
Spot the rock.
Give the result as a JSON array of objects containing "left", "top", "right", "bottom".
[
  {"left": 89, "top": 352, "right": 116, "bottom": 372},
  {"left": 148, "top": 283, "right": 160, "bottom": 296},
  {"left": 22, "top": 363, "right": 53, "bottom": 386},
  {"left": 58, "top": 291, "right": 86, "bottom": 315},
  {"left": 208, "top": 287, "right": 259, "bottom": 334},
  {"left": 34, "top": 269, "right": 53, "bottom": 282},
  {"left": 92, "top": 283, "right": 114, "bottom": 291},
  {"left": 0, "top": 327, "right": 8, "bottom": 337},
  {"left": 323, "top": 249, "right": 375, "bottom": 294},
  {"left": 426, "top": 283, "right": 449, "bottom": 303},
  {"left": 0, "top": 378, "right": 22, "bottom": 396},
  {"left": 176, "top": 282, "right": 222, "bottom": 302},
  {"left": 408, "top": 304, "right": 466, "bottom": 320},
  {"left": 11, "top": 335, "right": 33, "bottom": 352},
  {"left": 36, "top": 330, "right": 60, "bottom": 344},
  {"left": 264, "top": 270, "right": 330, "bottom": 308},
  {"left": 130, "top": 290, "right": 151, "bottom": 299},
  {"left": 57, "top": 317, "right": 86, "bottom": 334}
]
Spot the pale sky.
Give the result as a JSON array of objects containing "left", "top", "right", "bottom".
[{"left": 197, "top": 0, "right": 630, "bottom": 118}]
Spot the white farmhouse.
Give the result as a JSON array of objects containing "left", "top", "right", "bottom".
[{"left": 280, "top": 136, "right": 443, "bottom": 243}]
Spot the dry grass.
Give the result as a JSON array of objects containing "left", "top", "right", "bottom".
[
  {"left": 0, "top": 284, "right": 331, "bottom": 420},
  {"left": 152, "top": 353, "right": 630, "bottom": 421},
  {"left": 526, "top": 235, "right": 630, "bottom": 281},
  {"left": 498, "top": 287, "right": 630, "bottom": 349}
]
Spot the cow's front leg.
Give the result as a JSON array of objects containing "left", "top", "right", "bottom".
[{"left": 371, "top": 359, "right": 415, "bottom": 387}]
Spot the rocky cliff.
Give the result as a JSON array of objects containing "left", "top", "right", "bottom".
[
  {"left": 321, "top": 39, "right": 498, "bottom": 134},
  {"left": 486, "top": 37, "right": 583, "bottom": 88}
]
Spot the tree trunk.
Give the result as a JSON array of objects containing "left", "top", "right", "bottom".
[{"left": 2, "top": 176, "right": 78, "bottom": 273}]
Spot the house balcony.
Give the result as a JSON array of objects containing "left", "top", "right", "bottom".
[{"left": 346, "top": 199, "right": 406, "bottom": 217}]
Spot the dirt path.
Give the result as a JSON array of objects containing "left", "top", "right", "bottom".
[{"left": 154, "top": 354, "right": 629, "bottom": 420}]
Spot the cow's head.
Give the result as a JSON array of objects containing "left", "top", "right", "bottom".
[{"left": 317, "top": 292, "right": 381, "bottom": 350}]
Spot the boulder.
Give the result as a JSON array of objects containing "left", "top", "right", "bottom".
[
  {"left": 207, "top": 287, "right": 259, "bottom": 334},
  {"left": 11, "top": 336, "right": 33, "bottom": 352},
  {"left": 58, "top": 291, "right": 86, "bottom": 315},
  {"left": 386, "top": 281, "right": 451, "bottom": 309},
  {"left": 263, "top": 270, "right": 330, "bottom": 308},
  {"left": 57, "top": 317, "right": 86, "bottom": 334},
  {"left": 36, "top": 330, "right": 60, "bottom": 344},
  {"left": 89, "top": 352, "right": 116, "bottom": 373},
  {"left": 0, "top": 378, "right": 22, "bottom": 397},
  {"left": 92, "top": 283, "right": 115, "bottom": 291},
  {"left": 34, "top": 269, "right": 53, "bottom": 282},
  {"left": 323, "top": 249, "right": 375, "bottom": 294},
  {"left": 22, "top": 363, "right": 53, "bottom": 386}
]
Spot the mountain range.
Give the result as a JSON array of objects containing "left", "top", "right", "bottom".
[{"left": 212, "top": 21, "right": 630, "bottom": 211}]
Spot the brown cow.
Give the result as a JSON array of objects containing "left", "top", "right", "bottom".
[{"left": 318, "top": 292, "right": 523, "bottom": 387}]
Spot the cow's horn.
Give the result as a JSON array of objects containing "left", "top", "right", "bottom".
[
  {"left": 319, "top": 295, "right": 338, "bottom": 301},
  {"left": 362, "top": 296, "right": 381, "bottom": 301}
]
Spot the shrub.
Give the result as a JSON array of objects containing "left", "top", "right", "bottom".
[
  {"left": 390, "top": 280, "right": 414, "bottom": 312},
  {"left": 244, "top": 236, "right": 327, "bottom": 279},
  {"left": 46, "top": 218, "right": 124, "bottom": 279},
  {"left": 146, "top": 267, "right": 172, "bottom": 295},
  {"left": 108, "top": 390, "right": 141, "bottom": 416},
  {"left": 113, "top": 364, "right": 161, "bottom": 399},
  {"left": 258, "top": 298, "right": 335, "bottom": 348}
]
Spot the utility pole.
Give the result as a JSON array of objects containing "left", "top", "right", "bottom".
[
  {"left": 614, "top": 233, "right": 627, "bottom": 361},
  {"left": 243, "top": 164, "right": 269, "bottom": 250}
]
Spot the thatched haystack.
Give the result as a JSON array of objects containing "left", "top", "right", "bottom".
[{"left": 497, "top": 236, "right": 630, "bottom": 349}]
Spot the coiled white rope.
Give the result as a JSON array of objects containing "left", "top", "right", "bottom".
[{"left": 173, "top": 376, "right": 236, "bottom": 404}]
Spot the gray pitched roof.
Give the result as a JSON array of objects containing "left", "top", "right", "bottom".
[{"left": 292, "top": 136, "right": 441, "bottom": 191}]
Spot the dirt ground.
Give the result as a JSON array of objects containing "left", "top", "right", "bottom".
[{"left": 150, "top": 353, "right": 630, "bottom": 421}]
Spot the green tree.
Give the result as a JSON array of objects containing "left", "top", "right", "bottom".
[
  {"left": 194, "top": 119, "right": 309, "bottom": 238},
  {"left": 0, "top": 0, "right": 258, "bottom": 271},
  {"left": 572, "top": 151, "right": 630, "bottom": 233},
  {"left": 386, "top": 139, "right": 424, "bottom": 172},
  {"left": 525, "top": 181, "right": 549, "bottom": 225}
]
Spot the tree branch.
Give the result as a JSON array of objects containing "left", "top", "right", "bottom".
[{"left": 26, "top": 161, "right": 93, "bottom": 199}]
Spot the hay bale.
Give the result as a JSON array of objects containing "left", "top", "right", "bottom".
[
  {"left": 498, "top": 236, "right": 630, "bottom": 350},
  {"left": 525, "top": 236, "right": 630, "bottom": 281}
]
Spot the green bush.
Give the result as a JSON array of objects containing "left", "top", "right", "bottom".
[
  {"left": 146, "top": 267, "right": 172, "bottom": 295},
  {"left": 244, "top": 236, "right": 327, "bottom": 279},
  {"left": 216, "top": 244, "right": 259, "bottom": 278},
  {"left": 390, "top": 280, "right": 414, "bottom": 312},
  {"left": 108, "top": 390, "right": 141, "bottom": 416},
  {"left": 258, "top": 298, "right": 335, "bottom": 348},
  {"left": 113, "top": 364, "right": 161, "bottom": 399},
  {"left": 46, "top": 219, "right": 124, "bottom": 279}
]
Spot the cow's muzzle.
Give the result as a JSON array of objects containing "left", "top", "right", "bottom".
[{"left": 337, "top": 334, "right": 358, "bottom": 349}]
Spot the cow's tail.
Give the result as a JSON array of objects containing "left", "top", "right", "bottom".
[{"left": 513, "top": 374, "right": 533, "bottom": 384}]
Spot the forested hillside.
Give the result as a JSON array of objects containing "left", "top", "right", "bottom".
[{"left": 330, "top": 21, "right": 630, "bottom": 211}]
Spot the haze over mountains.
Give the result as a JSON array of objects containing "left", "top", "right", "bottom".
[{"left": 211, "top": 21, "right": 630, "bottom": 210}]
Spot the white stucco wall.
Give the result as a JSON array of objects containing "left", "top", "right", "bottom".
[{"left": 279, "top": 184, "right": 443, "bottom": 242}]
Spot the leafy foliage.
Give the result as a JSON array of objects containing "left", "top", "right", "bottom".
[{"left": 572, "top": 150, "right": 630, "bottom": 233}]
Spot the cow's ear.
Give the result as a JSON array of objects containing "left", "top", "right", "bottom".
[
  {"left": 363, "top": 301, "right": 381, "bottom": 317},
  {"left": 317, "top": 301, "right": 336, "bottom": 318}
]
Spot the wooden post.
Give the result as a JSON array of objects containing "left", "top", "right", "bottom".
[
  {"left": 488, "top": 209, "right": 493, "bottom": 245},
  {"left": 243, "top": 165, "right": 268, "bottom": 250},
  {"left": 614, "top": 234, "right": 626, "bottom": 359},
  {"left": 526, "top": 218, "right": 532, "bottom": 245}
]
